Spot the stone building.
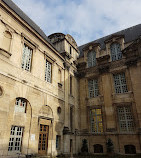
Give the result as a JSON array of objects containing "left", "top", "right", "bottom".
[{"left": 0, "top": 0, "right": 141, "bottom": 157}]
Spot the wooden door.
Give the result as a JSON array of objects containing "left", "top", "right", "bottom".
[{"left": 38, "top": 124, "right": 49, "bottom": 155}]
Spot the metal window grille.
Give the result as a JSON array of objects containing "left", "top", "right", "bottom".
[
  {"left": 45, "top": 59, "right": 52, "bottom": 83},
  {"left": 90, "top": 109, "right": 103, "bottom": 133},
  {"left": 87, "top": 51, "right": 96, "bottom": 67},
  {"left": 21, "top": 44, "right": 32, "bottom": 71},
  {"left": 88, "top": 79, "right": 99, "bottom": 98},
  {"left": 111, "top": 43, "right": 122, "bottom": 61},
  {"left": 113, "top": 73, "right": 128, "bottom": 93},
  {"left": 8, "top": 126, "right": 23, "bottom": 152},
  {"left": 15, "top": 98, "right": 26, "bottom": 113},
  {"left": 117, "top": 106, "right": 134, "bottom": 132}
]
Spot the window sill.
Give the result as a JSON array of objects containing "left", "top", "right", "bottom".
[{"left": 0, "top": 48, "right": 12, "bottom": 58}]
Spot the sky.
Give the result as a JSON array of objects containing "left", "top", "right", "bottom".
[{"left": 12, "top": 0, "right": 141, "bottom": 46}]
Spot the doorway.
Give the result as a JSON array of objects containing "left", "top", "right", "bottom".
[{"left": 38, "top": 124, "right": 49, "bottom": 155}]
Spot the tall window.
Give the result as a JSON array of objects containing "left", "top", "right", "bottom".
[
  {"left": 70, "top": 46, "right": 72, "bottom": 55},
  {"left": 56, "top": 135, "right": 61, "bottom": 150},
  {"left": 8, "top": 126, "right": 23, "bottom": 152},
  {"left": 110, "top": 43, "right": 122, "bottom": 61},
  {"left": 113, "top": 73, "right": 128, "bottom": 94},
  {"left": 70, "top": 106, "right": 73, "bottom": 131},
  {"left": 88, "top": 79, "right": 99, "bottom": 98},
  {"left": 21, "top": 44, "right": 32, "bottom": 71},
  {"left": 117, "top": 106, "right": 134, "bottom": 132},
  {"left": 70, "top": 76, "right": 72, "bottom": 95},
  {"left": 87, "top": 50, "right": 96, "bottom": 67},
  {"left": 15, "top": 98, "right": 27, "bottom": 113},
  {"left": 90, "top": 109, "right": 103, "bottom": 133},
  {"left": 45, "top": 59, "right": 52, "bottom": 83}
]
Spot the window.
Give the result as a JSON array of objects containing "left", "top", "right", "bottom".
[
  {"left": 70, "top": 46, "right": 72, "bottom": 55},
  {"left": 88, "top": 79, "right": 99, "bottom": 98},
  {"left": 45, "top": 59, "right": 52, "bottom": 83},
  {"left": 110, "top": 43, "right": 122, "bottom": 61},
  {"left": 70, "top": 106, "right": 73, "bottom": 131},
  {"left": 21, "top": 44, "right": 32, "bottom": 71},
  {"left": 2, "top": 31, "right": 12, "bottom": 52},
  {"left": 70, "top": 76, "right": 72, "bottom": 95},
  {"left": 90, "top": 109, "right": 103, "bottom": 133},
  {"left": 87, "top": 50, "right": 96, "bottom": 67},
  {"left": 15, "top": 98, "right": 27, "bottom": 113},
  {"left": 56, "top": 135, "right": 61, "bottom": 150},
  {"left": 94, "top": 144, "right": 103, "bottom": 153},
  {"left": 117, "top": 106, "right": 134, "bottom": 132},
  {"left": 58, "top": 69, "right": 61, "bottom": 83},
  {"left": 8, "top": 126, "right": 23, "bottom": 152},
  {"left": 124, "top": 145, "right": 136, "bottom": 154},
  {"left": 113, "top": 73, "right": 128, "bottom": 94}
]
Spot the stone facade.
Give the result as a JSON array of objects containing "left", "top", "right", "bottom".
[{"left": 0, "top": 0, "right": 141, "bottom": 157}]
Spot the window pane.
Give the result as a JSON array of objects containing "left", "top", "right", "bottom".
[
  {"left": 88, "top": 79, "right": 99, "bottom": 98},
  {"left": 45, "top": 59, "right": 52, "bottom": 83},
  {"left": 21, "top": 44, "right": 32, "bottom": 71},
  {"left": 111, "top": 43, "right": 122, "bottom": 61},
  {"left": 87, "top": 51, "right": 96, "bottom": 67},
  {"left": 15, "top": 98, "right": 26, "bottom": 113},
  {"left": 114, "top": 73, "right": 128, "bottom": 94},
  {"left": 117, "top": 106, "right": 134, "bottom": 132},
  {"left": 90, "top": 109, "right": 103, "bottom": 133},
  {"left": 8, "top": 126, "right": 23, "bottom": 152}
]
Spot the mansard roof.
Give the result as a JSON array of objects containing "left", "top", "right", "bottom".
[
  {"left": 79, "top": 24, "right": 141, "bottom": 58},
  {"left": 2, "top": 0, "right": 57, "bottom": 52}
]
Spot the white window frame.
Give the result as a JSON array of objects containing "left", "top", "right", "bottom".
[
  {"left": 15, "top": 98, "right": 26, "bottom": 113},
  {"left": 45, "top": 59, "right": 52, "bottom": 83},
  {"left": 87, "top": 50, "right": 96, "bottom": 67},
  {"left": 88, "top": 79, "right": 99, "bottom": 98},
  {"left": 8, "top": 126, "right": 23, "bottom": 152},
  {"left": 110, "top": 43, "right": 122, "bottom": 61},
  {"left": 113, "top": 72, "right": 128, "bottom": 94},
  {"left": 90, "top": 109, "right": 103, "bottom": 133},
  {"left": 21, "top": 44, "right": 32, "bottom": 71},
  {"left": 117, "top": 106, "right": 134, "bottom": 132}
]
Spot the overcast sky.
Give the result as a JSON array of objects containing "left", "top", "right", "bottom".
[{"left": 12, "top": 0, "right": 141, "bottom": 46}]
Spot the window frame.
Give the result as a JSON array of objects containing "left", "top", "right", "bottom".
[
  {"left": 117, "top": 106, "right": 135, "bottom": 133},
  {"left": 88, "top": 78, "right": 99, "bottom": 98},
  {"left": 90, "top": 108, "right": 103, "bottom": 134},
  {"left": 56, "top": 135, "right": 61, "bottom": 150},
  {"left": 21, "top": 42, "right": 33, "bottom": 72},
  {"left": 45, "top": 59, "right": 52, "bottom": 83},
  {"left": 8, "top": 126, "right": 24, "bottom": 153},
  {"left": 87, "top": 50, "right": 96, "bottom": 68},
  {"left": 110, "top": 42, "right": 122, "bottom": 61},
  {"left": 15, "top": 98, "right": 27, "bottom": 113},
  {"left": 113, "top": 72, "right": 128, "bottom": 94}
]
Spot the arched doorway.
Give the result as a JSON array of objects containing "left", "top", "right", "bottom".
[{"left": 38, "top": 105, "right": 53, "bottom": 155}]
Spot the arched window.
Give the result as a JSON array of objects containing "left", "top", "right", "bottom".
[
  {"left": 15, "top": 97, "right": 27, "bottom": 113},
  {"left": 124, "top": 145, "right": 136, "bottom": 154},
  {"left": 87, "top": 50, "right": 96, "bottom": 67},
  {"left": 110, "top": 43, "right": 122, "bottom": 61},
  {"left": 94, "top": 144, "right": 103, "bottom": 153},
  {"left": 2, "top": 31, "right": 12, "bottom": 52}
]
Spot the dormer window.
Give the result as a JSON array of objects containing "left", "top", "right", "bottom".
[
  {"left": 87, "top": 50, "right": 96, "bottom": 68},
  {"left": 110, "top": 43, "right": 122, "bottom": 61}
]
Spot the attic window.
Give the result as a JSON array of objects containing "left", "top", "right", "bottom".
[
  {"left": 87, "top": 50, "right": 96, "bottom": 67},
  {"left": 110, "top": 43, "right": 122, "bottom": 61}
]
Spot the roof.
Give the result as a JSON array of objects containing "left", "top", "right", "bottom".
[
  {"left": 2, "top": 0, "right": 58, "bottom": 52},
  {"left": 78, "top": 24, "right": 141, "bottom": 58}
]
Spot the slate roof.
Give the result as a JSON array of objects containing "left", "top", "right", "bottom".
[
  {"left": 78, "top": 24, "right": 141, "bottom": 58},
  {"left": 2, "top": 0, "right": 58, "bottom": 52}
]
